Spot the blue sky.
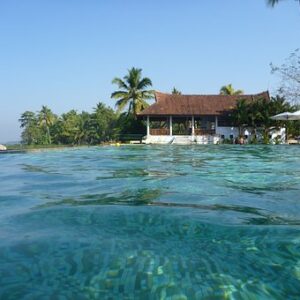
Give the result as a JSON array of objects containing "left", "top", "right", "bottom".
[{"left": 0, "top": 0, "right": 299, "bottom": 142}]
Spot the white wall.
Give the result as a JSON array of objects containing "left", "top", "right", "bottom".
[
  {"left": 144, "top": 135, "right": 174, "bottom": 144},
  {"left": 195, "top": 135, "right": 221, "bottom": 144},
  {"left": 143, "top": 135, "right": 221, "bottom": 144},
  {"left": 216, "top": 127, "right": 239, "bottom": 139},
  {"left": 216, "top": 126, "right": 286, "bottom": 144}
]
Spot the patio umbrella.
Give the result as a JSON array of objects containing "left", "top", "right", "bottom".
[
  {"left": 270, "top": 110, "right": 300, "bottom": 120},
  {"left": 270, "top": 110, "right": 300, "bottom": 143}
]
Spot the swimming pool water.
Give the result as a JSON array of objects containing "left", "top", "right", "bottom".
[{"left": 1, "top": 145, "right": 300, "bottom": 299}]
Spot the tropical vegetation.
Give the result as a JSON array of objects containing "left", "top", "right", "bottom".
[
  {"left": 19, "top": 68, "right": 154, "bottom": 146},
  {"left": 111, "top": 67, "right": 154, "bottom": 116},
  {"left": 230, "top": 95, "right": 300, "bottom": 142},
  {"left": 19, "top": 103, "right": 118, "bottom": 145},
  {"left": 19, "top": 103, "right": 148, "bottom": 146},
  {"left": 172, "top": 87, "right": 182, "bottom": 95},
  {"left": 18, "top": 66, "right": 300, "bottom": 146},
  {"left": 220, "top": 84, "right": 243, "bottom": 95}
]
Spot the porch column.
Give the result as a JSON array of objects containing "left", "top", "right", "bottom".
[
  {"left": 169, "top": 116, "right": 173, "bottom": 136},
  {"left": 192, "top": 116, "right": 195, "bottom": 136},
  {"left": 147, "top": 116, "right": 150, "bottom": 137},
  {"left": 215, "top": 116, "right": 218, "bottom": 133}
]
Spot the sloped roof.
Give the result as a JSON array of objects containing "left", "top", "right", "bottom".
[{"left": 138, "top": 91, "right": 270, "bottom": 116}]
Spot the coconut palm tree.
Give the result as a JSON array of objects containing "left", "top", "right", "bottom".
[
  {"left": 220, "top": 84, "right": 244, "bottom": 96},
  {"left": 267, "top": 0, "right": 300, "bottom": 6},
  {"left": 172, "top": 87, "right": 182, "bottom": 95},
  {"left": 268, "top": 0, "right": 280, "bottom": 5},
  {"left": 38, "top": 106, "right": 56, "bottom": 144},
  {"left": 111, "top": 67, "right": 154, "bottom": 116}
]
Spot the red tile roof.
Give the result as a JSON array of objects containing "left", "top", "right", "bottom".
[{"left": 138, "top": 91, "right": 270, "bottom": 116}]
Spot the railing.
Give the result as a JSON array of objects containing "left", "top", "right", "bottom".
[
  {"left": 149, "top": 128, "right": 216, "bottom": 136},
  {"left": 116, "top": 134, "right": 144, "bottom": 142},
  {"left": 150, "top": 128, "right": 170, "bottom": 135},
  {"left": 194, "top": 129, "right": 216, "bottom": 135}
]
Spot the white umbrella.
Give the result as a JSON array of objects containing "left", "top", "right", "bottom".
[
  {"left": 270, "top": 110, "right": 300, "bottom": 120},
  {"left": 270, "top": 110, "right": 300, "bottom": 143}
]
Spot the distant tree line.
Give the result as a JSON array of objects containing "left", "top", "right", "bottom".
[
  {"left": 19, "top": 67, "right": 152, "bottom": 146},
  {"left": 19, "top": 104, "right": 146, "bottom": 145}
]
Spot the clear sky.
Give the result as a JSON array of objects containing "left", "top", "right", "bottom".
[{"left": 0, "top": 0, "right": 299, "bottom": 142}]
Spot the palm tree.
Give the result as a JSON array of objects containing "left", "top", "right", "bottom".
[
  {"left": 38, "top": 106, "right": 56, "bottom": 144},
  {"left": 19, "top": 111, "right": 38, "bottom": 145},
  {"left": 172, "top": 87, "right": 182, "bottom": 95},
  {"left": 220, "top": 84, "right": 244, "bottom": 96},
  {"left": 19, "top": 111, "right": 36, "bottom": 128},
  {"left": 268, "top": 0, "right": 280, "bottom": 5},
  {"left": 92, "top": 102, "right": 116, "bottom": 142},
  {"left": 267, "top": 0, "right": 300, "bottom": 6},
  {"left": 111, "top": 67, "right": 154, "bottom": 116},
  {"left": 231, "top": 99, "right": 249, "bottom": 136}
]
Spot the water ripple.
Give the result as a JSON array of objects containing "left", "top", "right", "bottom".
[{"left": 1, "top": 145, "right": 300, "bottom": 299}]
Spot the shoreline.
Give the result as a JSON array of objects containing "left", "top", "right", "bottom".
[{"left": 1, "top": 143, "right": 297, "bottom": 154}]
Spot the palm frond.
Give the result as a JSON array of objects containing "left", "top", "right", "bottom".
[
  {"left": 141, "top": 90, "right": 155, "bottom": 99},
  {"left": 112, "top": 77, "right": 128, "bottom": 90},
  {"left": 220, "top": 84, "right": 243, "bottom": 95},
  {"left": 137, "top": 77, "right": 152, "bottom": 90},
  {"left": 234, "top": 89, "right": 244, "bottom": 95},
  {"left": 115, "top": 98, "right": 129, "bottom": 112},
  {"left": 137, "top": 98, "right": 149, "bottom": 109},
  {"left": 126, "top": 67, "right": 142, "bottom": 89},
  {"left": 268, "top": 0, "right": 279, "bottom": 6},
  {"left": 111, "top": 91, "right": 129, "bottom": 99}
]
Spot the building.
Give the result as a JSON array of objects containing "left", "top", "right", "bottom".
[{"left": 138, "top": 91, "right": 284, "bottom": 144}]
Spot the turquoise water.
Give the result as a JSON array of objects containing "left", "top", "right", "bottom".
[{"left": 1, "top": 145, "right": 300, "bottom": 299}]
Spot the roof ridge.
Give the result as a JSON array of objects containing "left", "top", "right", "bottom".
[
  {"left": 139, "top": 91, "right": 270, "bottom": 116},
  {"left": 155, "top": 91, "right": 269, "bottom": 97}
]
